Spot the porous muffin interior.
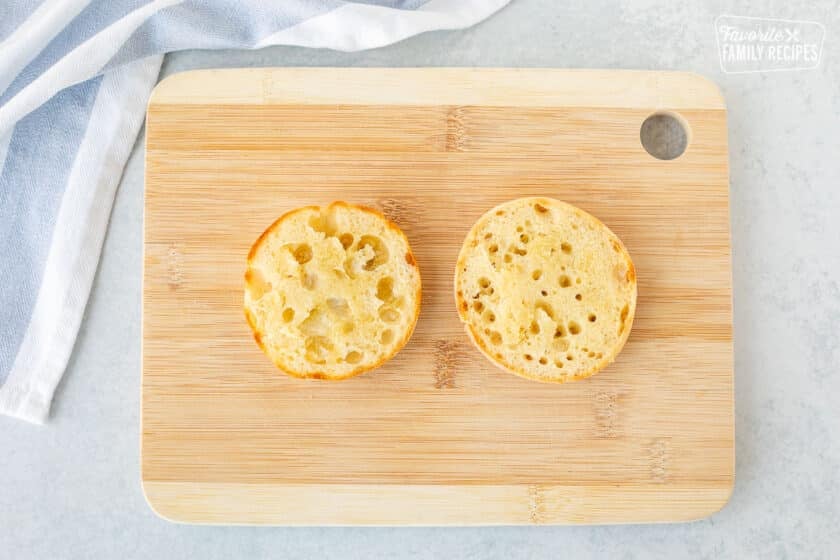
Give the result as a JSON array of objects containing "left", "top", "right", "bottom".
[
  {"left": 455, "top": 197, "right": 636, "bottom": 382},
  {"left": 245, "top": 202, "right": 421, "bottom": 380}
]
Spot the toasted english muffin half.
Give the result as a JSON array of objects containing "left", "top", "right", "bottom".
[
  {"left": 245, "top": 201, "right": 421, "bottom": 380},
  {"left": 455, "top": 197, "right": 636, "bottom": 383}
]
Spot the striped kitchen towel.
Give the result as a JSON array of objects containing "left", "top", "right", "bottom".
[{"left": 0, "top": 0, "right": 509, "bottom": 423}]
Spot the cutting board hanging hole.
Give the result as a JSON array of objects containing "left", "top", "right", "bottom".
[{"left": 640, "top": 112, "right": 689, "bottom": 160}]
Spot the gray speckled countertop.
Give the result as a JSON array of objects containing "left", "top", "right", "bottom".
[{"left": 2, "top": 1, "right": 839, "bottom": 558}]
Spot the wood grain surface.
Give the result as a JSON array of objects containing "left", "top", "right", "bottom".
[{"left": 142, "top": 68, "right": 733, "bottom": 525}]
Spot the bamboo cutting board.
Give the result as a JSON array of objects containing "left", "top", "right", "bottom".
[{"left": 142, "top": 68, "right": 733, "bottom": 525}]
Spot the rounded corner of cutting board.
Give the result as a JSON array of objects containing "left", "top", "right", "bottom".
[
  {"left": 675, "top": 71, "right": 727, "bottom": 110},
  {"left": 142, "top": 480, "right": 217, "bottom": 525},
  {"left": 140, "top": 478, "right": 181, "bottom": 523},
  {"left": 148, "top": 68, "right": 227, "bottom": 106},
  {"left": 141, "top": 480, "right": 183, "bottom": 524},
  {"left": 679, "top": 482, "right": 736, "bottom": 524}
]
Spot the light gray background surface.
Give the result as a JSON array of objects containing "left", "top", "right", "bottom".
[{"left": 3, "top": 1, "right": 839, "bottom": 558}]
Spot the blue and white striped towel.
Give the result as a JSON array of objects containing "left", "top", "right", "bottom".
[{"left": 0, "top": 0, "right": 509, "bottom": 423}]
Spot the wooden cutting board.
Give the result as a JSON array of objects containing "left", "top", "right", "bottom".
[{"left": 142, "top": 68, "right": 733, "bottom": 525}]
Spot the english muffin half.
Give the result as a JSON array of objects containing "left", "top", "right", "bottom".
[
  {"left": 245, "top": 201, "right": 421, "bottom": 380},
  {"left": 455, "top": 197, "right": 636, "bottom": 383}
]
